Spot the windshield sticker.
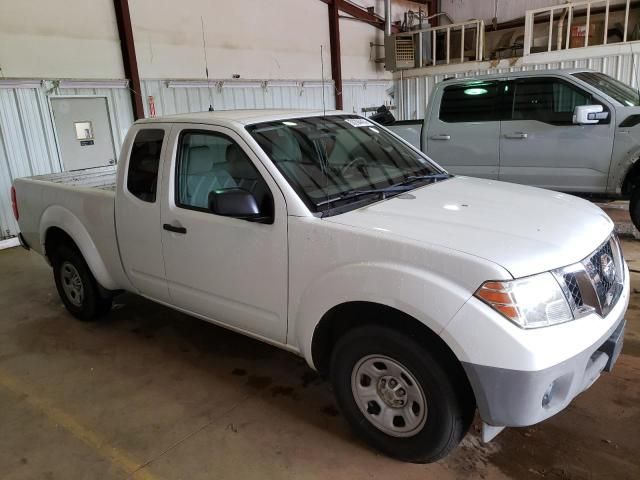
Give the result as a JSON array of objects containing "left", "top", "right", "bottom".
[{"left": 345, "top": 118, "right": 373, "bottom": 127}]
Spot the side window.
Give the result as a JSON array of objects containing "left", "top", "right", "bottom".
[
  {"left": 176, "top": 131, "right": 273, "bottom": 216},
  {"left": 439, "top": 82, "right": 500, "bottom": 122},
  {"left": 512, "top": 79, "right": 593, "bottom": 124},
  {"left": 127, "top": 129, "right": 165, "bottom": 202}
]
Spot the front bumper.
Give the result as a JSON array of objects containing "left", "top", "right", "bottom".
[{"left": 462, "top": 315, "right": 626, "bottom": 429}]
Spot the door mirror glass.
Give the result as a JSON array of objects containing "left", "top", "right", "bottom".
[
  {"left": 573, "top": 105, "right": 608, "bottom": 124},
  {"left": 208, "top": 188, "right": 267, "bottom": 222}
]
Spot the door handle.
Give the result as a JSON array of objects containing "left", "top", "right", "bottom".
[
  {"left": 430, "top": 134, "right": 451, "bottom": 141},
  {"left": 163, "top": 223, "right": 187, "bottom": 234},
  {"left": 504, "top": 132, "right": 528, "bottom": 139}
]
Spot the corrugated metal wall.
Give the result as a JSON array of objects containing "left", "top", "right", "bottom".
[
  {"left": 395, "top": 49, "right": 640, "bottom": 120},
  {"left": 0, "top": 78, "right": 390, "bottom": 239}
]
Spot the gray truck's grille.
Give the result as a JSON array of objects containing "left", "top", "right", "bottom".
[{"left": 553, "top": 235, "right": 625, "bottom": 319}]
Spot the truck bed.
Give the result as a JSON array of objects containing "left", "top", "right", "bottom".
[{"left": 30, "top": 166, "right": 117, "bottom": 191}]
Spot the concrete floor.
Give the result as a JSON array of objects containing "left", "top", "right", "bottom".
[{"left": 0, "top": 243, "right": 639, "bottom": 480}]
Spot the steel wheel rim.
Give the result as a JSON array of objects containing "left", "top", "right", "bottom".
[
  {"left": 60, "top": 262, "right": 84, "bottom": 307},
  {"left": 351, "top": 354, "right": 427, "bottom": 437}
]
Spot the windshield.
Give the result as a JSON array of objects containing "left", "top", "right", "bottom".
[
  {"left": 246, "top": 115, "right": 445, "bottom": 214},
  {"left": 573, "top": 71, "right": 640, "bottom": 106}
]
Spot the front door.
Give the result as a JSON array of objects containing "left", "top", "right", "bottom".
[
  {"left": 160, "top": 125, "right": 288, "bottom": 343},
  {"left": 424, "top": 80, "right": 502, "bottom": 179},
  {"left": 499, "top": 77, "right": 614, "bottom": 192},
  {"left": 51, "top": 97, "right": 117, "bottom": 171}
]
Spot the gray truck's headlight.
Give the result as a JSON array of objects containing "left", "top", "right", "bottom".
[{"left": 474, "top": 273, "right": 573, "bottom": 329}]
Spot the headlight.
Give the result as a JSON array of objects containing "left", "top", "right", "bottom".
[{"left": 474, "top": 273, "right": 573, "bottom": 329}]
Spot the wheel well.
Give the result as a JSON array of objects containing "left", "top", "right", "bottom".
[
  {"left": 622, "top": 159, "right": 640, "bottom": 196},
  {"left": 311, "top": 301, "right": 475, "bottom": 403},
  {"left": 44, "top": 227, "right": 79, "bottom": 262}
]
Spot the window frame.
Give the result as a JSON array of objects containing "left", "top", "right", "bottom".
[
  {"left": 173, "top": 128, "right": 275, "bottom": 219},
  {"left": 504, "top": 76, "right": 610, "bottom": 125},
  {"left": 125, "top": 127, "right": 166, "bottom": 203}
]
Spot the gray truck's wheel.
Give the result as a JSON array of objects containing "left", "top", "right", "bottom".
[
  {"left": 52, "top": 245, "right": 112, "bottom": 321},
  {"left": 630, "top": 188, "right": 640, "bottom": 231},
  {"left": 330, "top": 325, "right": 474, "bottom": 463}
]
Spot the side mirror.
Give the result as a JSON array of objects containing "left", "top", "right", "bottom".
[
  {"left": 573, "top": 105, "right": 609, "bottom": 124},
  {"left": 208, "top": 188, "right": 269, "bottom": 222}
]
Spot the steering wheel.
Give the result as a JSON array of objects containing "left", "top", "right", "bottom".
[{"left": 340, "top": 156, "right": 370, "bottom": 177}]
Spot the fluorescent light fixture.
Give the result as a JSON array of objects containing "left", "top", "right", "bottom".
[
  {"left": 0, "top": 79, "right": 41, "bottom": 89},
  {"left": 58, "top": 80, "right": 129, "bottom": 89}
]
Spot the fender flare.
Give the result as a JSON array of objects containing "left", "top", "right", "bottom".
[
  {"left": 617, "top": 147, "right": 640, "bottom": 194},
  {"left": 292, "top": 261, "right": 472, "bottom": 369},
  {"left": 40, "top": 205, "right": 118, "bottom": 290}
]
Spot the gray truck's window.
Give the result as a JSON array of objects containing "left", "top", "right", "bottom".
[
  {"left": 573, "top": 71, "right": 640, "bottom": 106},
  {"left": 439, "top": 82, "right": 500, "bottom": 122},
  {"left": 176, "top": 131, "right": 272, "bottom": 215},
  {"left": 512, "top": 79, "right": 592, "bottom": 124},
  {"left": 127, "top": 129, "right": 165, "bottom": 202}
]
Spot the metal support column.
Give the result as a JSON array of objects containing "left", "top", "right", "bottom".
[
  {"left": 113, "top": 0, "right": 145, "bottom": 120},
  {"left": 328, "top": 0, "right": 343, "bottom": 110}
]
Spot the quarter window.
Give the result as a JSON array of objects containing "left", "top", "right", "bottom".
[
  {"left": 512, "top": 79, "right": 593, "bottom": 124},
  {"left": 127, "top": 129, "right": 165, "bottom": 202},
  {"left": 176, "top": 131, "right": 273, "bottom": 217},
  {"left": 439, "top": 82, "right": 500, "bottom": 122}
]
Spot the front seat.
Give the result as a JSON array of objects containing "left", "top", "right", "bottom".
[{"left": 226, "top": 144, "right": 272, "bottom": 215}]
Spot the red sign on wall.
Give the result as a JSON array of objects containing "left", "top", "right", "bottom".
[{"left": 148, "top": 96, "right": 156, "bottom": 118}]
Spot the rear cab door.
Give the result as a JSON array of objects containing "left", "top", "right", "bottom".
[
  {"left": 423, "top": 80, "right": 503, "bottom": 179},
  {"left": 115, "top": 123, "right": 171, "bottom": 302}
]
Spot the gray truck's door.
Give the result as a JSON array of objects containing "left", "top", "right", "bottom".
[
  {"left": 424, "top": 81, "right": 502, "bottom": 179},
  {"left": 499, "top": 77, "right": 614, "bottom": 192}
]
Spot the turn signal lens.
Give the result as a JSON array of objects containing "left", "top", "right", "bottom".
[{"left": 475, "top": 273, "right": 573, "bottom": 329}]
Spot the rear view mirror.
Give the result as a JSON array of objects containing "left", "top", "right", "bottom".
[
  {"left": 573, "top": 105, "right": 609, "bottom": 124},
  {"left": 208, "top": 188, "right": 270, "bottom": 223}
]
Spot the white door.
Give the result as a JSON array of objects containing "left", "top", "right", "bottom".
[
  {"left": 424, "top": 81, "right": 501, "bottom": 179},
  {"left": 51, "top": 97, "right": 117, "bottom": 171},
  {"left": 160, "top": 125, "right": 288, "bottom": 343}
]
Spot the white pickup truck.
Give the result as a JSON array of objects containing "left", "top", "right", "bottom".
[
  {"left": 12, "top": 109, "right": 628, "bottom": 463},
  {"left": 386, "top": 69, "right": 640, "bottom": 230}
]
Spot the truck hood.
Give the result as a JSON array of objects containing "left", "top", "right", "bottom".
[{"left": 325, "top": 176, "right": 613, "bottom": 278}]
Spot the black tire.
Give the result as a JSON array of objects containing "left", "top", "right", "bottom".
[
  {"left": 630, "top": 187, "right": 640, "bottom": 232},
  {"left": 51, "top": 245, "right": 112, "bottom": 321},
  {"left": 330, "top": 326, "right": 474, "bottom": 463}
]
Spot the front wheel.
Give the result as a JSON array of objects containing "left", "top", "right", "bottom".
[
  {"left": 330, "top": 326, "right": 474, "bottom": 463},
  {"left": 52, "top": 245, "right": 112, "bottom": 321}
]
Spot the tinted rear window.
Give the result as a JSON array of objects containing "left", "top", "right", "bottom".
[
  {"left": 127, "top": 129, "right": 164, "bottom": 202},
  {"left": 439, "top": 82, "right": 499, "bottom": 122}
]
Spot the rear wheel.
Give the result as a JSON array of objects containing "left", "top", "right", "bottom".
[
  {"left": 630, "top": 187, "right": 640, "bottom": 231},
  {"left": 330, "top": 326, "right": 474, "bottom": 463},
  {"left": 52, "top": 245, "right": 112, "bottom": 321}
]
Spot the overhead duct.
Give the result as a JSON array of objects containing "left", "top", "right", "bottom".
[{"left": 385, "top": 0, "right": 392, "bottom": 37}]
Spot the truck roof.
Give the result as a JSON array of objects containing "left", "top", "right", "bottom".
[
  {"left": 136, "top": 109, "right": 346, "bottom": 126},
  {"left": 439, "top": 68, "right": 592, "bottom": 85}
]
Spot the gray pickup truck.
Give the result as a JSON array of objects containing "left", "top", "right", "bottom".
[{"left": 387, "top": 69, "right": 640, "bottom": 229}]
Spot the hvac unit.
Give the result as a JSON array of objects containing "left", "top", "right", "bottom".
[{"left": 385, "top": 35, "right": 415, "bottom": 71}]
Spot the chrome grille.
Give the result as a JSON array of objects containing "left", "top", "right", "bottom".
[{"left": 554, "top": 235, "right": 625, "bottom": 319}]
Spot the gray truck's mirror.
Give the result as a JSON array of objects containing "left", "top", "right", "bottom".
[
  {"left": 573, "top": 105, "right": 608, "bottom": 124},
  {"left": 208, "top": 188, "right": 262, "bottom": 220}
]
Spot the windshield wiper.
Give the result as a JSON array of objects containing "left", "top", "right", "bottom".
[
  {"left": 317, "top": 185, "right": 414, "bottom": 207},
  {"left": 399, "top": 172, "right": 451, "bottom": 185},
  {"left": 318, "top": 173, "right": 451, "bottom": 208}
]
